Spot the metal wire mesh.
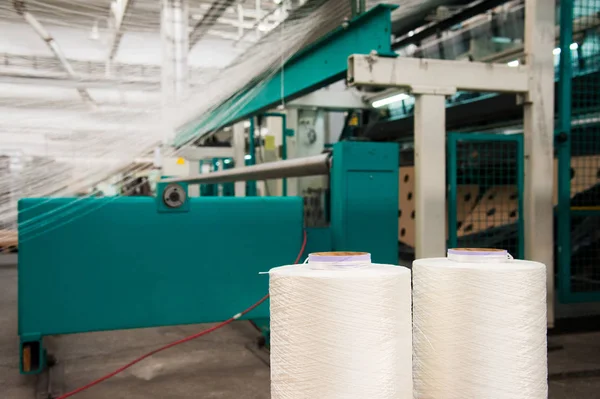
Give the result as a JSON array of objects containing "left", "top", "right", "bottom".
[
  {"left": 451, "top": 136, "right": 523, "bottom": 258},
  {"left": 569, "top": 0, "right": 600, "bottom": 293}
]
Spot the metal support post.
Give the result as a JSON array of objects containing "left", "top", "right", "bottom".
[
  {"left": 523, "top": 0, "right": 555, "bottom": 327},
  {"left": 107, "top": 0, "right": 134, "bottom": 62},
  {"left": 264, "top": 113, "right": 294, "bottom": 196},
  {"left": 556, "top": 0, "right": 573, "bottom": 305},
  {"left": 414, "top": 94, "right": 447, "bottom": 259},
  {"left": 233, "top": 122, "right": 246, "bottom": 197},
  {"left": 286, "top": 109, "right": 299, "bottom": 197},
  {"left": 161, "top": 0, "right": 189, "bottom": 103},
  {"left": 161, "top": 0, "right": 189, "bottom": 144},
  {"left": 188, "top": 160, "right": 200, "bottom": 197},
  {"left": 247, "top": 118, "right": 258, "bottom": 196}
]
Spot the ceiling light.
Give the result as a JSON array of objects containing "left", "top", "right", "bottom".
[{"left": 372, "top": 93, "right": 410, "bottom": 108}]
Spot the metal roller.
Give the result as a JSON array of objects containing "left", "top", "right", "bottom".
[{"left": 160, "top": 153, "right": 331, "bottom": 184}]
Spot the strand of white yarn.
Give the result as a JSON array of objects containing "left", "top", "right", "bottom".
[
  {"left": 269, "top": 252, "right": 413, "bottom": 399},
  {"left": 413, "top": 249, "right": 547, "bottom": 399}
]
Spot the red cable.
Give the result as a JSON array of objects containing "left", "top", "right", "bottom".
[{"left": 56, "top": 229, "right": 307, "bottom": 399}]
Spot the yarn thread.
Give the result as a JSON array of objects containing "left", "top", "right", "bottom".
[
  {"left": 269, "top": 251, "right": 413, "bottom": 399},
  {"left": 413, "top": 248, "right": 548, "bottom": 399}
]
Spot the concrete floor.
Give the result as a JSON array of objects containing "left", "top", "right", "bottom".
[{"left": 2, "top": 263, "right": 600, "bottom": 398}]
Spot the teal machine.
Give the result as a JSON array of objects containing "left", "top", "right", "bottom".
[{"left": 17, "top": 5, "right": 400, "bottom": 374}]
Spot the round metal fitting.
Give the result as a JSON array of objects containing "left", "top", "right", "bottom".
[{"left": 163, "top": 183, "right": 186, "bottom": 208}]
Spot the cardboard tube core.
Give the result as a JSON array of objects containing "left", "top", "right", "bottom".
[{"left": 308, "top": 252, "right": 371, "bottom": 264}]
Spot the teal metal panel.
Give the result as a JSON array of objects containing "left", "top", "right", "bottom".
[
  {"left": 516, "top": 136, "right": 525, "bottom": 256},
  {"left": 447, "top": 134, "right": 459, "bottom": 249},
  {"left": 175, "top": 4, "right": 396, "bottom": 145},
  {"left": 330, "top": 141, "right": 399, "bottom": 264},
  {"left": 302, "top": 227, "right": 333, "bottom": 259},
  {"left": 18, "top": 196, "right": 303, "bottom": 337},
  {"left": 556, "top": 0, "right": 600, "bottom": 303},
  {"left": 557, "top": 0, "right": 577, "bottom": 303}
]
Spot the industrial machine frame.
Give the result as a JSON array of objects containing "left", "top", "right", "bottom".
[{"left": 17, "top": 0, "right": 558, "bottom": 374}]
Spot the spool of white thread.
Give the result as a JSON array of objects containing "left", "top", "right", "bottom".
[
  {"left": 269, "top": 252, "right": 413, "bottom": 399},
  {"left": 413, "top": 248, "right": 547, "bottom": 399}
]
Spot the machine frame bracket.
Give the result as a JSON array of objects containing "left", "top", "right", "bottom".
[{"left": 347, "top": 54, "right": 530, "bottom": 93}]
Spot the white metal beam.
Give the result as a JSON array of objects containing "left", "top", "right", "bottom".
[
  {"left": 0, "top": 73, "right": 160, "bottom": 90},
  {"left": 288, "top": 89, "right": 368, "bottom": 110},
  {"left": 192, "top": 4, "right": 280, "bottom": 21},
  {"left": 204, "top": 29, "right": 257, "bottom": 42},
  {"left": 0, "top": 83, "right": 160, "bottom": 110},
  {"left": 176, "top": 146, "right": 234, "bottom": 160},
  {"left": 189, "top": 0, "right": 237, "bottom": 49},
  {"left": 107, "top": 0, "right": 135, "bottom": 61},
  {"left": 20, "top": 11, "right": 95, "bottom": 106},
  {"left": 523, "top": 0, "right": 555, "bottom": 327},
  {"left": 348, "top": 54, "right": 530, "bottom": 93}
]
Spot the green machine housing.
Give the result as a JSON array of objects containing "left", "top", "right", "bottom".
[{"left": 17, "top": 142, "right": 399, "bottom": 374}]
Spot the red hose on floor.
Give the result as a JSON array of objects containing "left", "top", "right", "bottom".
[{"left": 55, "top": 229, "right": 307, "bottom": 399}]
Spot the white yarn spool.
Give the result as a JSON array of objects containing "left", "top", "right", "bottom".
[
  {"left": 269, "top": 252, "right": 413, "bottom": 399},
  {"left": 413, "top": 248, "right": 547, "bottom": 399}
]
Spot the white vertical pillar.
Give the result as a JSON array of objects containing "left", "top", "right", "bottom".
[
  {"left": 161, "top": 0, "right": 189, "bottom": 104},
  {"left": 160, "top": 0, "right": 189, "bottom": 178},
  {"left": 524, "top": 0, "right": 555, "bottom": 327},
  {"left": 255, "top": 0, "right": 262, "bottom": 39},
  {"left": 237, "top": 3, "right": 244, "bottom": 39},
  {"left": 414, "top": 94, "right": 447, "bottom": 259},
  {"left": 188, "top": 160, "right": 199, "bottom": 197},
  {"left": 233, "top": 122, "right": 246, "bottom": 197},
  {"left": 326, "top": 111, "right": 345, "bottom": 145},
  {"left": 286, "top": 109, "right": 299, "bottom": 197},
  {"left": 267, "top": 116, "right": 283, "bottom": 148}
]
